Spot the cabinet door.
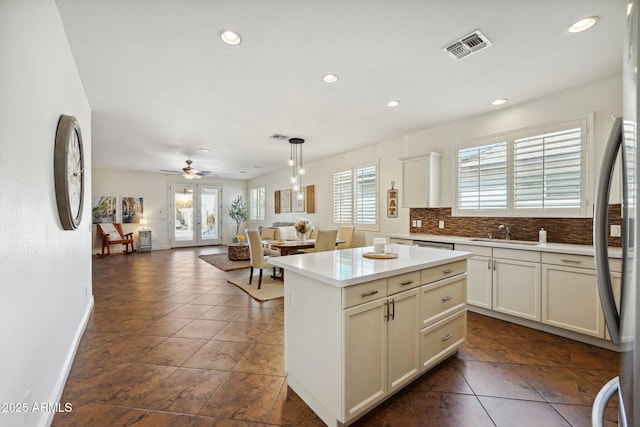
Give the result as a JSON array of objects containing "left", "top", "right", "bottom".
[
  {"left": 402, "top": 157, "right": 428, "bottom": 207},
  {"left": 387, "top": 288, "right": 420, "bottom": 393},
  {"left": 493, "top": 258, "right": 541, "bottom": 321},
  {"left": 466, "top": 255, "right": 492, "bottom": 309},
  {"left": 343, "top": 298, "right": 387, "bottom": 421},
  {"left": 542, "top": 264, "right": 604, "bottom": 338}
]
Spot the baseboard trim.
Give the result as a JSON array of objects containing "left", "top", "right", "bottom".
[{"left": 39, "top": 296, "right": 94, "bottom": 427}]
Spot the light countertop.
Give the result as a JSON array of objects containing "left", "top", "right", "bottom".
[
  {"left": 387, "top": 233, "right": 623, "bottom": 258},
  {"left": 268, "top": 245, "right": 471, "bottom": 288}
]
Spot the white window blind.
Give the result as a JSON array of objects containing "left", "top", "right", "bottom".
[
  {"left": 333, "top": 164, "right": 377, "bottom": 227},
  {"left": 458, "top": 141, "right": 507, "bottom": 210},
  {"left": 333, "top": 171, "right": 353, "bottom": 224},
  {"left": 454, "top": 117, "right": 589, "bottom": 217},
  {"left": 355, "top": 166, "right": 377, "bottom": 225},
  {"left": 249, "top": 186, "right": 265, "bottom": 221},
  {"left": 514, "top": 126, "right": 582, "bottom": 210}
]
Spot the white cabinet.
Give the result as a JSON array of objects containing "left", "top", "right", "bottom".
[
  {"left": 401, "top": 152, "right": 441, "bottom": 208},
  {"left": 386, "top": 288, "right": 421, "bottom": 393},
  {"left": 284, "top": 259, "right": 467, "bottom": 427},
  {"left": 344, "top": 297, "right": 388, "bottom": 417},
  {"left": 492, "top": 248, "right": 541, "bottom": 322},
  {"left": 458, "top": 244, "right": 541, "bottom": 320},
  {"left": 542, "top": 253, "right": 622, "bottom": 339},
  {"left": 456, "top": 244, "right": 492, "bottom": 309},
  {"left": 343, "top": 278, "right": 421, "bottom": 419}
]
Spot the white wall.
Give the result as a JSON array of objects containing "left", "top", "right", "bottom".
[
  {"left": 0, "top": 1, "right": 93, "bottom": 426},
  {"left": 249, "top": 76, "right": 622, "bottom": 245},
  {"left": 92, "top": 167, "right": 248, "bottom": 249}
]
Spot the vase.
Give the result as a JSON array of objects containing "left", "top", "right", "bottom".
[{"left": 298, "top": 232, "right": 306, "bottom": 242}]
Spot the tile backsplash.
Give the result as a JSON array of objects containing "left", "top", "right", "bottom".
[{"left": 409, "top": 205, "right": 622, "bottom": 247}]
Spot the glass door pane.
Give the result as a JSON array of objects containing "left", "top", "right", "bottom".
[
  {"left": 171, "top": 183, "right": 222, "bottom": 247},
  {"left": 172, "top": 184, "right": 195, "bottom": 246},
  {"left": 199, "top": 186, "right": 221, "bottom": 245}
]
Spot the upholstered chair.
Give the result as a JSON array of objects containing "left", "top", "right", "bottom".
[
  {"left": 300, "top": 229, "right": 338, "bottom": 254},
  {"left": 336, "top": 226, "right": 355, "bottom": 249},
  {"left": 246, "top": 229, "right": 278, "bottom": 289}
]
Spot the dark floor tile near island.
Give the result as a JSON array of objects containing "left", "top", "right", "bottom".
[{"left": 53, "top": 247, "right": 620, "bottom": 427}]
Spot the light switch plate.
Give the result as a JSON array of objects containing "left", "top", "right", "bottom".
[
  {"left": 611, "top": 224, "right": 621, "bottom": 237},
  {"left": 438, "top": 220, "right": 445, "bottom": 229},
  {"left": 412, "top": 220, "right": 417, "bottom": 227},
  {"left": 416, "top": 220, "right": 422, "bottom": 227}
]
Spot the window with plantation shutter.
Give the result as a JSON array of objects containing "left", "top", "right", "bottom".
[
  {"left": 249, "top": 186, "right": 265, "bottom": 222},
  {"left": 454, "top": 118, "right": 590, "bottom": 217},
  {"left": 514, "top": 126, "right": 582, "bottom": 212},
  {"left": 333, "top": 171, "right": 353, "bottom": 224},
  {"left": 333, "top": 164, "right": 378, "bottom": 228},
  {"left": 458, "top": 141, "right": 507, "bottom": 212}
]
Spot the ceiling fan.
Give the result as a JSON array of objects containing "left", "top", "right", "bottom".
[{"left": 161, "top": 160, "right": 214, "bottom": 180}]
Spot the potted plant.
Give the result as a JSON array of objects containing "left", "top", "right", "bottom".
[{"left": 228, "top": 195, "right": 249, "bottom": 242}]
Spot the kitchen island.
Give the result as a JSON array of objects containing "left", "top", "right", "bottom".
[{"left": 269, "top": 245, "right": 471, "bottom": 426}]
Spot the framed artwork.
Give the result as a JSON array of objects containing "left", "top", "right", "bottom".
[
  {"left": 305, "top": 185, "right": 315, "bottom": 213},
  {"left": 280, "top": 189, "right": 291, "bottom": 213},
  {"left": 122, "top": 197, "right": 144, "bottom": 223},
  {"left": 92, "top": 196, "right": 117, "bottom": 224},
  {"left": 274, "top": 190, "right": 281, "bottom": 214},
  {"left": 294, "top": 188, "right": 305, "bottom": 212},
  {"left": 387, "top": 183, "right": 398, "bottom": 218}
]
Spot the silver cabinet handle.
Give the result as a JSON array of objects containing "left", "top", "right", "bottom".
[
  {"left": 442, "top": 296, "right": 453, "bottom": 302},
  {"left": 390, "top": 299, "right": 395, "bottom": 320},
  {"left": 493, "top": 259, "right": 496, "bottom": 271},
  {"left": 400, "top": 280, "right": 414, "bottom": 286},
  {"left": 361, "top": 290, "right": 379, "bottom": 298},
  {"left": 561, "top": 259, "right": 582, "bottom": 264},
  {"left": 487, "top": 260, "right": 491, "bottom": 270},
  {"left": 443, "top": 269, "right": 453, "bottom": 274},
  {"left": 594, "top": 116, "right": 623, "bottom": 345},
  {"left": 441, "top": 334, "right": 453, "bottom": 342}
]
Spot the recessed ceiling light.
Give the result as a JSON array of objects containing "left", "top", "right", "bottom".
[
  {"left": 567, "top": 16, "right": 599, "bottom": 34},
  {"left": 628, "top": 2, "right": 633, "bottom": 16},
  {"left": 197, "top": 148, "right": 211, "bottom": 153},
  {"left": 322, "top": 73, "right": 338, "bottom": 83},
  {"left": 220, "top": 30, "right": 241, "bottom": 45},
  {"left": 491, "top": 98, "right": 507, "bottom": 106},
  {"left": 386, "top": 100, "right": 400, "bottom": 107}
]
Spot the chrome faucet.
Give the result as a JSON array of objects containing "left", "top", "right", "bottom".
[{"left": 498, "top": 224, "right": 512, "bottom": 240}]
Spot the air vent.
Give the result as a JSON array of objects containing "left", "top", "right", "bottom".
[
  {"left": 443, "top": 30, "right": 492, "bottom": 60},
  {"left": 270, "top": 133, "right": 288, "bottom": 140}
]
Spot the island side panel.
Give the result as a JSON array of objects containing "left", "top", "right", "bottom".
[{"left": 284, "top": 271, "right": 343, "bottom": 425}]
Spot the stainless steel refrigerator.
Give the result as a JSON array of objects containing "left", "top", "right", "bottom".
[{"left": 593, "top": 1, "right": 639, "bottom": 425}]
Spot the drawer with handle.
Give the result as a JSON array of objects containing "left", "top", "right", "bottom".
[
  {"left": 421, "top": 260, "right": 467, "bottom": 285},
  {"left": 387, "top": 271, "right": 421, "bottom": 295},
  {"left": 542, "top": 252, "right": 595, "bottom": 269},
  {"left": 342, "top": 279, "right": 387, "bottom": 309},
  {"left": 420, "top": 310, "right": 467, "bottom": 371},
  {"left": 421, "top": 274, "right": 467, "bottom": 327}
]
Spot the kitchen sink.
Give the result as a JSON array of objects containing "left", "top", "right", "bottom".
[{"left": 468, "top": 238, "right": 540, "bottom": 246}]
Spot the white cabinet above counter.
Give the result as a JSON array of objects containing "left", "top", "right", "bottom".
[{"left": 401, "top": 153, "right": 441, "bottom": 208}]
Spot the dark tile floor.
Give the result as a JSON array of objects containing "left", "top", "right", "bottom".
[{"left": 53, "top": 247, "right": 620, "bottom": 427}]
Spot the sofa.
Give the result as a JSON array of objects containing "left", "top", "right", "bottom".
[{"left": 259, "top": 223, "right": 317, "bottom": 255}]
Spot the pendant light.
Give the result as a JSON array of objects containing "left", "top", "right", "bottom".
[{"left": 288, "top": 138, "right": 305, "bottom": 200}]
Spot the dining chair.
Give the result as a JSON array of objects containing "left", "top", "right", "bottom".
[
  {"left": 300, "top": 229, "right": 338, "bottom": 253},
  {"left": 336, "top": 226, "right": 355, "bottom": 249},
  {"left": 246, "top": 229, "right": 278, "bottom": 289}
]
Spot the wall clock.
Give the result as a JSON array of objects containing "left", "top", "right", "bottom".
[{"left": 54, "top": 115, "right": 84, "bottom": 230}]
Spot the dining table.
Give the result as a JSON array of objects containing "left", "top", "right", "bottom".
[{"left": 268, "top": 239, "right": 346, "bottom": 256}]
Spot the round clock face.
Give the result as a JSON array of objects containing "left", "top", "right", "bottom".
[{"left": 54, "top": 115, "right": 84, "bottom": 230}]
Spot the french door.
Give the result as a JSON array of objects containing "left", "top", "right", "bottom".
[{"left": 170, "top": 183, "right": 222, "bottom": 247}]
